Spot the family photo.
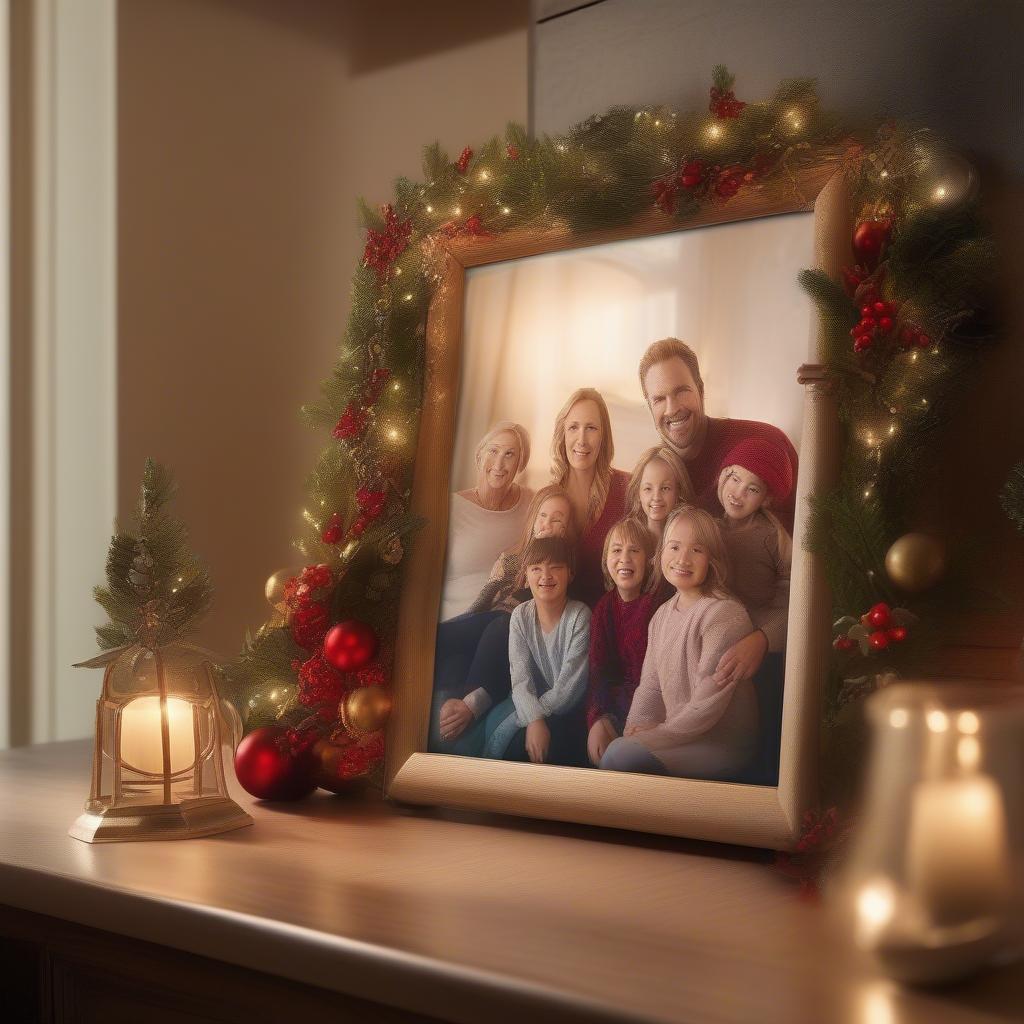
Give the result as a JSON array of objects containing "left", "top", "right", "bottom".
[{"left": 429, "top": 214, "right": 813, "bottom": 784}]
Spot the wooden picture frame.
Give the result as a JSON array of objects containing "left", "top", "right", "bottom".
[{"left": 385, "top": 161, "right": 848, "bottom": 850}]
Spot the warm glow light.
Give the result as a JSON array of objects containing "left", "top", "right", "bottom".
[
  {"left": 502, "top": 206, "right": 511, "bottom": 215},
  {"left": 403, "top": 293, "right": 413, "bottom": 301},
  {"left": 479, "top": 170, "right": 490, "bottom": 181},
  {"left": 888, "top": 708, "right": 909, "bottom": 729},
  {"left": 388, "top": 429, "right": 399, "bottom": 441},
  {"left": 934, "top": 186, "right": 948, "bottom": 200},
  {"left": 888, "top": 423, "right": 896, "bottom": 436},
  {"left": 958, "top": 735, "right": 981, "bottom": 770},
  {"left": 557, "top": 144, "right": 566, "bottom": 153},
  {"left": 453, "top": 206, "right": 462, "bottom": 216},
  {"left": 880, "top": 170, "right": 889, "bottom": 179},
  {"left": 856, "top": 879, "right": 895, "bottom": 946},
  {"left": 926, "top": 709, "right": 949, "bottom": 733},
  {"left": 860, "top": 983, "right": 896, "bottom": 1024},
  {"left": 911, "top": 351, "right": 919, "bottom": 362},
  {"left": 707, "top": 124, "right": 722, "bottom": 140},
  {"left": 392, "top": 382, "right": 400, "bottom": 392},
  {"left": 120, "top": 696, "right": 196, "bottom": 776},
  {"left": 958, "top": 711, "right": 980, "bottom": 734},
  {"left": 394, "top": 267, "right": 402, "bottom": 276},
  {"left": 425, "top": 205, "right": 433, "bottom": 213}
]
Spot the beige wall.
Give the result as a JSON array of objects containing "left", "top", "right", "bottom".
[{"left": 118, "top": 0, "right": 528, "bottom": 656}]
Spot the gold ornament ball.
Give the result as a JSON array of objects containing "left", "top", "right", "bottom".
[
  {"left": 885, "top": 533, "right": 947, "bottom": 593},
  {"left": 342, "top": 686, "right": 392, "bottom": 737},
  {"left": 915, "top": 150, "right": 978, "bottom": 211},
  {"left": 264, "top": 568, "right": 297, "bottom": 613}
]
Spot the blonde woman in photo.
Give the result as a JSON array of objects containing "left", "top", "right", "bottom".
[{"left": 549, "top": 388, "right": 629, "bottom": 608}]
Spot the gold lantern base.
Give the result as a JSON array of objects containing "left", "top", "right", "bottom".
[{"left": 69, "top": 795, "right": 253, "bottom": 844}]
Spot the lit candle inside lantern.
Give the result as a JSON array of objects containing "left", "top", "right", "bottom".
[
  {"left": 120, "top": 695, "right": 197, "bottom": 776},
  {"left": 905, "top": 772, "right": 1012, "bottom": 926}
]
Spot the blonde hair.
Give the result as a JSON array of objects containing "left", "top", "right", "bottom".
[
  {"left": 549, "top": 388, "right": 614, "bottom": 530},
  {"left": 601, "top": 518, "right": 659, "bottom": 595},
  {"left": 475, "top": 421, "right": 530, "bottom": 476},
  {"left": 638, "top": 338, "right": 704, "bottom": 402},
  {"left": 512, "top": 484, "right": 577, "bottom": 556},
  {"left": 715, "top": 465, "right": 791, "bottom": 554},
  {"left": 625, "top": 446, "right": 694, "bottom": 525},
  {"left": 658, "top": 505, "right": 732, "bottom": 600}
]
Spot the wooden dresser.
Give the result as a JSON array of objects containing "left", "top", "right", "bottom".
[{"left": 0, "top": 740, "right": 1019, "bottom": 1023}]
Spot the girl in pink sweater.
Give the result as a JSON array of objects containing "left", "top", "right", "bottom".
[{"left": 600, "top": 507, "right": 758, "bottom": 779}]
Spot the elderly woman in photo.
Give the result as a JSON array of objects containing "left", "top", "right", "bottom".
[
  {"left": 439, "top": 421, "right": 534, "bottom": 622},
  {"left": 550, "top": 388, "right": 630, "bottom": 608}
]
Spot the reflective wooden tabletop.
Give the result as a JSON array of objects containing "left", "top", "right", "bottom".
[{"left": 0, "top": 740, "right": 1019, "bottom": 1024}]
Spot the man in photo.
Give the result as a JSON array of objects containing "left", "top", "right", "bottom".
[{"left": 638, "top": 337, "right": 798, "bottom": 534}]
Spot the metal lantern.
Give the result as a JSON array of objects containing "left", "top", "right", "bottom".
[{"left": 70, "top": 643, "right": 252, "bottom": 843}]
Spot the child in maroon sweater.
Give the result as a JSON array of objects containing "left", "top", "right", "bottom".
[{"left": 586, "top": 517, "right": 671, "bottom": 766}]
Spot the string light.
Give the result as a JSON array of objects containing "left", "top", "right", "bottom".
[
  {"left": 556, "top": 144, "right": 567, "bottom": 153},
  {"left": 478, "top": 170, "right": 490, "bottom": 182},
  {"left": 425, "top": 205, "right": 433, "bottom": 214},
  {"left": 707, "top": 123, "right": 723, "bottom": 140},
  {"left": 502, "top": 206, "right": 511, "bottom": 215},
  {"left": 392, "top": 382, "right": 400, "bottom": 392},
  {"left": 393, "top": 267, "right": 402, "bottom": 276},
  {"left": 402, "top": 293, "right": 413, "bottom": 302}
]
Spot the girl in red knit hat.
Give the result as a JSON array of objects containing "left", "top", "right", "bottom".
[{"left": 713, "top": 438, "right": 794, "bottom": 685}]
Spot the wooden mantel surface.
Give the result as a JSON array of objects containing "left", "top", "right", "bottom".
[{"left": 0, "top": 741, "right": 1019, "bottom": 1024}]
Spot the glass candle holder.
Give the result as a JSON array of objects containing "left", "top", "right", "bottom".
[{"left": 838, "top": 682, "right": 1024, "bottom": 985}]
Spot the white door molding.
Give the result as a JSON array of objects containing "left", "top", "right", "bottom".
[{"left": 9, "top": 0, "right": 117, "bottom": 745}]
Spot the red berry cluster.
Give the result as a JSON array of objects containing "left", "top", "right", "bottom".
[
  {"left": 362, "top": 204, "right": 412, "bottom": 282},
  {"left": 321, "top": 512, "right": 344, "bottom": 544},
  {"left": 506, "top": 144, "right": 519, "bottom": 160},
  {"left": 292, "top": 601, "right": 329, "bottom": 651},
  {"left": 328, "top": 731, "right": 385, "bottom": 780},
  {"left": 332, "top": 405, "right": 367, "bottom": 440},
  {"left": 283, "top": 564, "right": 333, "bottom": 612},
  {"left": 441, "top": 213, "right": 490, "bottom": 238},
  {"left": 709, "top": 85, "right": 746, "bottom": 119},
  {"left": 847, "top": 284, "right": 931, "bottom": 356},
  {"left": 294, "top": 652, "right": 348, "bottom": 708},
  {"left": 652, "top": 157, "right": 761, "bottom": 214},
  {"left": 331, "top": 368, "right": 392, "bottom": 445},
  {"left": 455, "top": 146, "right": 473, "bottom": 174},
  {"left": 833, "top": 602, "right": 909, "bottom": 653}
]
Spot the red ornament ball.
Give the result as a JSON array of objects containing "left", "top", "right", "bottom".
[
  {"left": 833, "top": 635, "right": 855, "bottom": 652},
  {"left": 868, "top": 630, "right": 890, "bottom": 651},
  {"left": 233, "top": 726, "right": 317, "bottom": 801},
  {"left": 887, "top": 626, "right": 908, "bottom": 643},
  {"left": 323, "top": 620, "right": 378, "bottom": 672},
  {"left": 866, "top": 603, "right": 892, "bottom": 630},
  {"left": 852, "top": 220, "right": 892, "bottom": 269}
]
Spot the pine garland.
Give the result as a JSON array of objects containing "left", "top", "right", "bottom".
[{"left": 224, "top": 70, "right": 999, "bottom": 797}]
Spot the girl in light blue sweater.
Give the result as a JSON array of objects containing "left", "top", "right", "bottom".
[{"left": 482, "top": 536, "right": 590, "bottom": 767}]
